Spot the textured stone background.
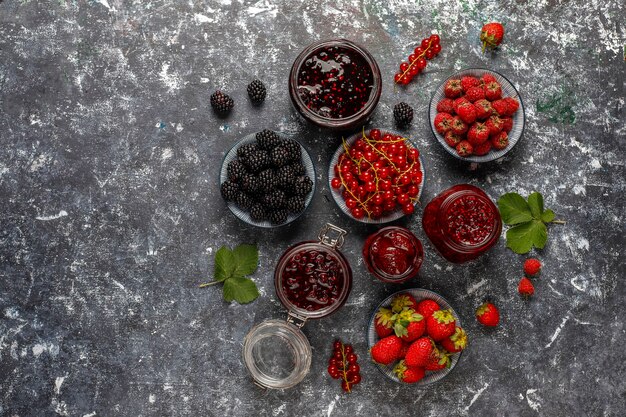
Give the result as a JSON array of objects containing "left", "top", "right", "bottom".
[{"left": 1, "top": 1, "right": 625, "bottom": 416}]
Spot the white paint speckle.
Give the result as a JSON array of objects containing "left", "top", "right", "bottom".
[
  {"left": 545, "top": 314, "right": 571, "bottom": 348},
  {"left": 194, "top": 13, "right": 215, "bottom": 23},
  {"left": 82, "top": 413, "right": 97, "bottom": 417},
  {"left": 326, "top": 394, "right": 340, "bottom": 417},
  {"left": 526, "top": 388, "right": 542, "bottom": 411},
  {"left": 464, "top": 382, "right": 490, "bottom": 412},
  {"left": 273, "top": 403, "right": 286, "bottom": 416},
  {"left": 148, "top": 394, "right": 156, "bottom": 403},
  {"left": 4, "top": 307, "right": 19, "bottom": 319},
  {"left": 577, "top": 238, "right": 589, "bottom": 251},
  {"left": 159, "top": 63, "right": 182, "bottom": 91},
  {"left": 36, "top": 210, "right": 68, "bottom": 221},
  {"left": 55, "top": 376, "right": 66, "bottom": 395},
  {"left": 162, "top": 148, "right": 173, "bottom": 161}
]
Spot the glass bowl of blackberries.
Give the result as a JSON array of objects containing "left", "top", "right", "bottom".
[{"left": 219, "top": 129, "right": 316, "bottom": 227}]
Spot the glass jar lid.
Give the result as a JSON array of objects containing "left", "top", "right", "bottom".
[{"left": 242, "top": 319, "right": 312, "bottom": 389}]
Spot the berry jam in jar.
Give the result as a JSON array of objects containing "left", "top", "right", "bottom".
[
  {"left": 289, "top": 39, "right": 382, "bottom": 130},
  {"left": 422, "top": 184, "right": 502, "bottom": 263},
  {"left": 363, "top": 226, "right": 423, "bottom": 283},
  {"left": 275, "top": 224, "right": 352, "bottom": 319}
]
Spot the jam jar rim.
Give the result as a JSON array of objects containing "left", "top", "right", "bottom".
[
  {"left": 363, "top": 226, "right": 424, "bottom": 283},
  {"left": 288, "top": 38, "right": 382, "bottom": 129},
  {"left": 274, "top": 240, "right": 353, "bottom": 319},
  {"left": 434, "top": 184, "right": 502, "bottom": 253}
]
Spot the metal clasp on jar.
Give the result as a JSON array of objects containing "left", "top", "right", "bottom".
[{"left": 318, "top": 223, "right": 347, "bottom": 250}]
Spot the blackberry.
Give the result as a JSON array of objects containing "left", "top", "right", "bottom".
[
  {"left": 275, "top": 165, "right": 296, "bottom": 188},
  {"left": 210, "top": 90, "right": 234, "bottom": 114},
  {"left": 258, "top": 169, "right": 277, "bottom": 193},
  {"left": 227, "top": 160, "right": 248, "bottom": 183},
  {"left": 289, "top": 162, "right": 306, "bottom": 176},
  {"left": 242, "top": 149, "right": 271, "bottom": 173},
  {"left": 293, "top": 176, "right": 313, "bottom": 196},
  {"left": 270, "top": 145, "right": 294, "bottom": 168},
  {"left": 283, "top": 139, "right": 301, "bottom": 160},
  {"left": 240, "top": 174, "right": 261, "bottom": 194},
  {"left": 220, "top": 181, "right": 239, "bottom": 201},
  {"left": 393, "top": 102, "right": 414, "bottom": 126},
  {"left": 249, "top": 203, "right": 268, "bottom": 222},
  {"left": 256, "top": 129, "right": 282, "bottom": 151},
  {"left": 286, "top": 195, "right": 306, "bottom": 214},
  {"left": 269, "top": 209, "right": 288, "bottom": 225},
  {"left": 237, "top": 143, "right": 259, "bottom": 160},
  {"left": 247, "top": 79, "right": 267, "bottom": 104},
  {"left": 262, "top": 190, "right": 287, "bottom": 209},
  {"left": 235, "top": 192, "right": 253, "bottom": 209}
]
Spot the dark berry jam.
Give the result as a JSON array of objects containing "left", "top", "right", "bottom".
[
  {"left": 297, "top": 45, "right": 374, "bottom": 119},
  {"left": 276, "top": 242, "right": 351, "bottom": 315},
  {"left": 363, "top": 227, "right": 423, "bottom": 283},
  {"left": 422, "top": 184, "right": 501, "bottom": 263}
]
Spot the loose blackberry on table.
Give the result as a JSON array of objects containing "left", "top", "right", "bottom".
[
  {"left": 247, "top": 79, "right": 267, "bottom": 104},
  {"left": 394, "top": 102, "right": 414, "bottom": 126},
  {"left": 210, "top": 90, "right": 234, "bottom": 114}
]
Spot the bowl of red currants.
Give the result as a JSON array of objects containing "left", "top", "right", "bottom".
[
  {"left": 429, "top": 68, "right": 525, "bottom": 162},
  {"left": 328, "top": 128, "right": 424, "bottom": 223}
]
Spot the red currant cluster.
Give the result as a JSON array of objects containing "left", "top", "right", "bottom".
[
  {"left": 327, "top": 340, "right": 361, "bottom": 393},
  {"left": 331, "top": 129, "right": 423, "bottom": 219},
  {"left": 394, "top": 34, "right": 442, "bottom": 85}
]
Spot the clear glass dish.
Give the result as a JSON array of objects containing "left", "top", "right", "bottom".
[{"left": 362, "top": 226, "right": 424, "bottom": 284}]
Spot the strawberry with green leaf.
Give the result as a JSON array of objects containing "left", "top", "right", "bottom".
[
  {"left": 480, "top": 22, "right": 504, "bottom": 52},
  {"left": 426, "top": 309, "right": 456, "bottom": 341},
  {"left": 392, "top": 308, "right": 425, "bottom": 342},
  {"left": 374, "top": 307, "right": 394, "bottom": 338}
]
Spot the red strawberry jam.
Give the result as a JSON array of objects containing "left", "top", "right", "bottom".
[
  {"left": 297, "top": 45, "right": 374, "bottom": 119},
  {"left": 363, "top": 227, "right": 423, "bottom": 283},
  {"left": 422, "top": 184, "right": 501, "bottom": 263}
]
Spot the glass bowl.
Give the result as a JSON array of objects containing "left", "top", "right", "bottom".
[
  {"left": 362, "top": 226, "right": 424, "bottom": 284},
  {"left": 367, "top": 288, "right": 463, "bottom": 386},
  {"left": 428, "top": 68, "right": 525, "bottom": 162},
  {"left": 288, "top": 39, "right": 382, "bottom": 130},
  {"left": 328, "top": 128, "right": 425, "bottom": 224},
  {"left": 219, "top": 132, "right": 316, "bottom": 228}
]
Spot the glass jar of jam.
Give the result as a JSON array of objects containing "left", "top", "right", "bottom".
[
  {"left": 288, "top": 39, "right": 382, "bottom": 130},
  {"left": 362, "top": 226, "right": 423, "bottom": 283},
  {"left": 422, "top": 184, "right": 502, "bottom": 263},
  {"left": 243, "top": 224, "right": 352, "bottom": 389}
]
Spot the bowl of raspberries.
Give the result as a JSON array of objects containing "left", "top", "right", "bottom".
[
  {"left": 219, "top": 129, "right": 315, "bottom": 227},
  {"left": 429, "top": 68, "right": 524, "bottom": 162},
  {"left": 368, "top": 289, "right": 467, "bottom": 385}
]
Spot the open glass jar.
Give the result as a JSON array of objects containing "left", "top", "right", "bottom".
[
  {"left": 362, "top": 226, "right": 423, "bottom": 283},
  {"left": 422, "top": 184, "right": 502, "bottom": 263},
  {"left": 288, "top": 39, "right": 382, "bottom": 130},
  {"left": 243, "top": 224, "right": 352, "bottom": 389}
]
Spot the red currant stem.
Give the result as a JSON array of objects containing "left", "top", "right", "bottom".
[
  {"left": 198, "top": 280, "right": 221, "bottom": 288},
  {"left": 551, "top": 219, "right": 566, "bottom": 224},
  {"left": 361, "top": 131, "right": 400, "bottom": 172},
  {"left": 394, "top": 38, "right": 434, "bottom": 84},
  {"left": 340, "top": 342, "right": 351, "bottom": 393}
]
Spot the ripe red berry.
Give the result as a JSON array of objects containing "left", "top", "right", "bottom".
[
  {"left": 331, "top": 177, "right": 342, "bottom": 189},
  {"left": 524, "top": 258, "right": 542, "bottom": 276},
  {"left": 421, "top": 38, "right": 430, "bottom": 49},
  {"left": 518, "top": 277, "right": 535, "bottom": 297}
]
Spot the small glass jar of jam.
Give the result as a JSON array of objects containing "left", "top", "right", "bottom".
[
  {"left": 422, "top": 184, "right": 502, "bottom": 263},
  {"left": 243, "top": 224, "right": 352, "bottom": 389},
  {"left": 288, "top": 39, "right": 382, "bottom": 130},
  {"left": 362, "top": 226, "right": 423, "bottom": 283}
]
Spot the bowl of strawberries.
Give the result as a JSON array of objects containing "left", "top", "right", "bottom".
[
  {"left": 368, "top": 289, "right": 468, "bottom": 385},
  {"left": 429, "top": 68, "right": 524, "bottom": 162}
]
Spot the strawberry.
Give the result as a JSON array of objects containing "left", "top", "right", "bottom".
[
  {"left": 456, "top": 103, "right": 477, "bottom": 124},
  {"left": 501, "top": 117, "right": 513, "bottom": 133},
  {"left": 518, "top": 277, "right": 535, "bottom": 297},
  {"left": 491, "top": 131, "right": 509, "bottom": 150},
  {"left": 434, "top": 112, "right": 454, "bottom": 134},
  {"left": 453, "top": 97, "right": 470, "bottom": 113},
  {"left": 474, "top": 99, "right": 493, "bottom": 120},
  {"left": 405, "top": 336, "right": 434, "bottom": 367},
  {"left": 485, "top": 115, "right": 504, "bottom": 135},
  {"left": 443, "top": 79, "right": 463, "bottom": 98},
  {"left": 397, "top": 320, "right": 426, "bottom": 343},
  {"left": 467, "top": 122, "right": 490, "bottom": 145},
  {"left": 476, "top": 302, "right": 500, "bottom": 327},
  {"left": 392, "top": 308, "right": 425, "bottom": 342},
  {"left": 503, "top": 97, "right": 520, "bottom": 115},
  {"left": 451, "top": 116, "right": 468, "bottom": 135},
  {"left": 426, "top": 309, "right": 456, "bottom": 341},
  {"left": 461, "top": 76, "right": 481, "bottom": 92},
  {"left": 437, "top": 98, "right": 455, "bottom": 114},
  {"left": 390, "top": 293, "right": 418, "bottom": 313},
  {"left": 374, "top": 307, "right": 394, "bottom": 338},
  {"left": 416, "top": 299, "right": 440, "bottom": 319},
  {"left": 481, "top": 73, "right": 497, "bottom": 84},
  {"left": 456, "top": 140, "right": 473, "bottom": 157},
  {"left": 480, "top": 22, "right": 504, "bottom": 51},
  {"left": 524, "top": 258, "right": 542, "bottom": 276},
  {"left": 440, "top": 327, "right": 468, "bottom": 353},
  {"left": 473, "top": 140, "right": 492, "bottom": 156},
  {"left": 393, "top": 360, "right": 425, "bottom": 383},
  {"left": 484, "top": 81, "right": 502, "bottom": 101},
  {"left": 465, "top": 86, "right": 485, "bottom": 103},
  {"left": 491, "top": 99, "right": 509, "bottom": 116},
  {"left": 398, "top": 342, "right": 410, "bottom": 359},
  {"left": 445, "top": 131, "right": 463, "bottom": 147},
  {"left": 371, "top": 335, "right": 403, "bottom": 365},
  {"left": 425, "top": 346, "right": 451, "bottom": 371}
]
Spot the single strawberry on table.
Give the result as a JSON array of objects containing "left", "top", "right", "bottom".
[
  {"left": 518, "top": 277, "right": 535, "bottom": 297},
  {"left": 405, "top": 336, "right": 434, "bottom": 367},
  {"left": 374, "top": 307, "right": 394, "bottom": 338},
  {"left": 371, "top": 335, "right": 403, "bottom": 365},
  {"left": 426, "top": 309, "right": 456, "bottom": 341},
  {"left": 476, "top": 302, "right": 500, "bottom": 327},
  {"left": 440, "top": 327, "right": 468, "bottom": 353},
  {"left": 480, "top": 22, "right": 505, "bottom": 51},
  {"left": 394, "top": 360, "right": 425, "bottom": 383}
]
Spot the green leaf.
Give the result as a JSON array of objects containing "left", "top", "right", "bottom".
[
  {"left": 214, "top": 246, "right": 236, "bottom": 282},
  {"left": 541, "top": 209, "right": 555, "bottom": 223},
  {"left": 497, "top": 193, "right": 533, "bottom": 225},
  {"left": 232, "top": 244, "right": 259, "bottom": 277},
  {"left": 527, "top": 192, "right": 544, "bottom": 219},
  {"left": 506, "top": 220, "right": 548, "bottom": 254},
  {"left": 223, "top": 277, "right": 260, "bottom": 304}
]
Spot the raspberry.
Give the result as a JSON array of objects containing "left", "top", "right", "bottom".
[
  {"left": 503, "top": 97, "right": 520, "bottom": 115},
  {"left": 461, "top": 76, "right": 481, "bottom": 92},
  {"left": 473, "top": 140, "right": 492, "bottom": 156},
  {"left": 465, "top": 86, "right": 485, "bottom": 103},
  {"left": 443, "top": 79, "right": 462, "bottom": 98},
  {"left": 451, "top": 116, "right": 468, "bottom": 135},
  {"left": 485, "top": 81, "right": 503, "bottom": 101},
  {"left": 453, "top": 97, "right": 470, "bottom": 113},
  {"left": 434, "top": 112, "right": 454, "bottom": 134},
  {"left": 481, "top": 73, "right": 497, "bottom": 84},
  {"left": 474, "top": 99, "right": 493, "bottom": 120},
  {"left": 524, "top": 258, "right": 542, "bottom": 276},
  {"left": 467, "top": 122, "right": 490, "bottom": 145},
  {"left": 491, "top": 99, "right": 509, "bottom": 116},
  {"left": 491, "top": 131, "right": 509, "bottom": 150},
  {"left": 518, "top": 277, "right": 535, "bottom": 297},
  {"left": 456, "top": 104, "right": 477, "bottom": 124},
  {"left": 485, "top": 115, "right": 504, "bottom": 135},
  {"left": 445, "top": 131, "right": 463, "bottom": 147},
  {"left": 436, "top": 98, "right": 455, "bottom": 113},
  {"left": 456, "top": 140, "right": 473, "bottom": 157},
  {"left": 501, "top": 117, "right": 513, "bottom": 133}
]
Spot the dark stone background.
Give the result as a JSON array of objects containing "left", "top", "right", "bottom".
[{"left": 1, "top": 1, "right": 624, "bottom": 416}]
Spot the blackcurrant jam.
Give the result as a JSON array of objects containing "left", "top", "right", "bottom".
[
  {"left": 363, "top": 226, "right": 423, "bottom": 283},
  {"left": 422, "top": 184, "right": 502, "bottom": 263},
  {"left": 289, "top": 39, "right": 382, "bottom": 130}
]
